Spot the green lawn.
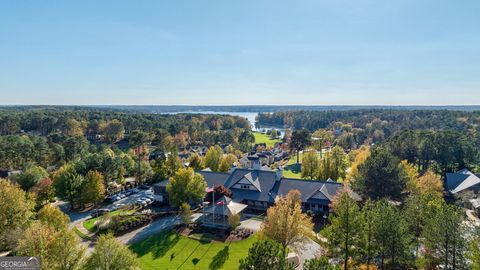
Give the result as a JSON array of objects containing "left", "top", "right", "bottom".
[
  {"left": 253, "top": 132, "right": 281, "bottom": 148},
  {"left": 83, "top": 209, "right": 135, "bottom": 232},
  {"left": 130, "top": 230, "right": 257, "bottom": 270},
  {"left": 282, "top": 152, "right": 304, "bottom": 179}
]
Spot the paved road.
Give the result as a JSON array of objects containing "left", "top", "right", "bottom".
[{"left": 117, "top": 215, "right": 180, "bottom": 244}]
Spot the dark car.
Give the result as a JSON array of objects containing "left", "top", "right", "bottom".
[
  {"left": 91, "top": 208, "right": 110, "bottom": 217},
  {"left": 138, "top": 184, "right": 150, "bottom": 190}
]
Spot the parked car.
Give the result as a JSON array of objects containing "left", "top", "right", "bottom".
[
  {"left": 138, "top": 184, "right": 150, "bottom": 190},
  {"left": 130, "top": 188, "right": 139, "bottom": 194},
  {"left": 91, "top": 208, "right": 110, "bottom": 217},
  {"left": 144, "top": 198, "right": 152, "bottom": 204}
]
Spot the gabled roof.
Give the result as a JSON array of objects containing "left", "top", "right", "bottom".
[
  {"left": 237, "top": 172, "right": 262, "bottom": 191},
  {"left": 272, "top": 178, "right": 342, "bottom": 203},
  {"left": 446, "top": 169, "right": 480, "bottom": 194},
  {"left": 203, "top": 196, "right": 248, "bottom": 216},
  {"left": 197, "top": 171, "right": 230, "bottom": 187},
  {"left": 195, "top": 168, "right": 345, "bottom": 205}
]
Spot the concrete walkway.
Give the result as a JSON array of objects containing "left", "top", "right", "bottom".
[{"left": 292, "top": 238, "right": 322, "bottom": 269}]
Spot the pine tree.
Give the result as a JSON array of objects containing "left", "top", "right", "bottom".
[{"left": 321, "top": 189, "right": 362, "bottom": 269}]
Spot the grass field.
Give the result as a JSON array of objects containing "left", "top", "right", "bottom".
[
  {"left": 282, "top": 152, "right": 303, "bottom": 179},
  {"left": 253, "top": 132, "right": 281, "bottom": 148},
  {"left": 83, "top": 209, "right": 135, "bottom": 232},
  {"left": 130, "top": 230, "right": 257, "bottom": 270}
]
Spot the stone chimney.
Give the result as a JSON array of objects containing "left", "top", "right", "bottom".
[
  {"left": 253, "top": 158, "right": 261, "bottom": 170},
  {"left": 247, "top": 154, "right": 261, "bottom": 170}
]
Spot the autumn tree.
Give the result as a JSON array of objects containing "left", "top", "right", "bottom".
[
  {"left": 64, "top": 118, "right": 86, "bottom": 136},
  {"left": 330, "top": 146, "right": 349, "bottom": 180},
  {"left": 151, "top": 158, "right": 168, "bottom": 183},
  {"left": 102, "top": 119, "right": 125, "bottom": 144},
  {"left": 301, "top": 151, "right": 320, "bottom": 180},
  {"left": 37, "top": 204, "right": 70, "bottom": 231},
  {"left": 204, "top": 145, "right": 224, "bottom": 172},
  {"left": 321, "top": 189, "right": 362, "bottom": 269},
  {"left": 129, "top": 130, "right": 152, "bottom": 183},
  {"left": 346, "top": 146, "right": 370, "bottom": 183},
  {"left": 165, "top": 149, "right": 183, "bottom": 176},
  {"left": 187, "top": 152, "right": 205, "bottom": 170},
  {"left": 416, "top": 171, "right": 443, "bottom": 198},
  {"left": 179, "top": 202, "right": 192, "bottom": 225},
  {"left": 228, "top": 213, "right": 241, "bottom": 230},
  {"left": 205, "top": 185, "right": 233, "bottom": 203},
  {"left": 13, "top": 163, "right": 48, "bottom": 191},
  {"left": 85, "top": 233, "right": 139, "bottom": 270},
  {"left": 0, "top": 179, "right": 35, "bottom": 251},
  {"left": 261, "top": 189, "right": 314, "bottom": 250},
  {"left": 53, "top": 164, "right": 85, "bottom": 209},
  {"left": 400, "top": 160, "right": 419, "bottom": 193},
  {"left": 312, "top": 129, "right": 334, "bottom": 155},
  {"left": 318, "top": 146, "right": 349, "bottom": 181},
  {"left": 219, "top": 153, "right": 237, "bottom": 172},
  {"left": 16, "top": 213, "right": 85, "bottom": 270},
  {"left": 239, "top": 240, "right": 294, "bottom": 270},
  {"left": 81, "top": 170, "right": 106, "bottom": 206},
  {"left": 166, "top": 167, "right": 207, "bottom": 207},
  {"left": 31, "top": 178, "right": 56, "bottom": 206}
]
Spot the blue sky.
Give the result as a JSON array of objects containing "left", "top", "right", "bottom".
[{"left": 1, "top": 0, "right": 479, "bottom": 105}]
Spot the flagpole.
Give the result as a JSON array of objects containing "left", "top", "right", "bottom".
[{"left": 212, "top": 185, "right": 215, "bottom": 225}]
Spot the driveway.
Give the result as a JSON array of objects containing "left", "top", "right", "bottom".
[
  {"left": 292, "top": 238, "right": 322, "bottom": 269},
  {"left": 239, "top": 218, "right": 263, "bottom": 232}
]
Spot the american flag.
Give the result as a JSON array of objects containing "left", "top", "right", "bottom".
[{"left": 216, "top": 201, "right": 225, "bottom": 205}]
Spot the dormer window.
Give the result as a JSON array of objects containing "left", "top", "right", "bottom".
[{"left": 241, "top": 185, "right": 250, "bottom": 189}]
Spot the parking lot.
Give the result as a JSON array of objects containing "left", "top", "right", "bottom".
[{"left": 102, "top": 185, "right": 155, "bottom": 212}]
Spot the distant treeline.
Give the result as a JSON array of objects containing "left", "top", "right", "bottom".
[
  {"left": 257, "top": 109, "right": 480, "bottom": 133},
  {"left": 3, "top": 105, "right": 479, "bottom": 114},
  {"left": 0, "top": 108, "right": 250, "bottom": 136}
]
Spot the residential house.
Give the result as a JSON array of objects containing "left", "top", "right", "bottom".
[{"left": 446, "top": 169, "right": 480, "bottom": 195}]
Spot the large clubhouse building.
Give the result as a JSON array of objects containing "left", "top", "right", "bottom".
[{"left": 154, "top": 156, "right": 348, "bottom": 214}]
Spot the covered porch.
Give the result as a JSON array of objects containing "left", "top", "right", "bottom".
[{"left": 200, "top": 196, "right": 247, "bottom": 229}]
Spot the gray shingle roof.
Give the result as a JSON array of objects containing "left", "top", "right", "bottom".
[
  {"left": 197, "top": 171, "right": 230, "bottom": 188},
  {"left": 155, "top": 168, "right": 346, "bottom": 206},
  {"left": 446, "top": 169, "right": 480, "bottom": 194},
  {"left": 197, "top": 168, "right": 344, "bottom": 205}
]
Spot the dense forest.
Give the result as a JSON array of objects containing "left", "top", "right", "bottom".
[{"left": 0, "top": 107, "right": 252, "bottom": 171}]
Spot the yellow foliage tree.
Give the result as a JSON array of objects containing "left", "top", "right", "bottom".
[
  {"left": 400, "top": 160, "right": 419, "bottom": 193},
  {"left": 417, "top": 171, "right": 443, "bottom": 198},
  {"left": 261, "top": 190, "right": 314, "bottom": 250},
  {"left": 346, "top": 146, "right": 370, "bottom": 183}
]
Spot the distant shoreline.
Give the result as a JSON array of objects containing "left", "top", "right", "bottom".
[{"left": 1, "top": 104, "right": 479, "bottom": 113}]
